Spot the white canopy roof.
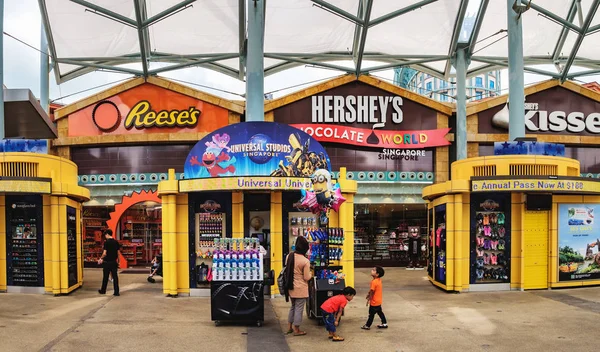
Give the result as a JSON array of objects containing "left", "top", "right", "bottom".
[{"left": 39, "top": 0, "right": 600, "bottom": 83}]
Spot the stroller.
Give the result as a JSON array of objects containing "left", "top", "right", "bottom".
[{"left": 147, "top": 254, "right": 163, "bottom": 283}]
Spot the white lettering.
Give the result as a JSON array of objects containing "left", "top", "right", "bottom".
[
  {"left": 586, "top": 113, "right": 600, "bottom": 133},
  {"left": 324, "top": 96, "right": 333, "bottom": 123},
  {"left": 310, "top": 95, "right": 405, "bottom": 127},
  {"left": 333, "top": 96, "right": 344, "bottom": 123},
  {"left": 566, "top": 112, "right": 585, "bottom": 133},
  {"left": 548, "top": 111, "right": 567, "bottom": 132},
  {"left": 312, "top": 96, "right": 323, "bottom": 123},
  {"left": 392, "top": 96, "right": 403, "bottom": 123},
  {"left": 345, "top": 96, "right": 356, "bottom": 123}
]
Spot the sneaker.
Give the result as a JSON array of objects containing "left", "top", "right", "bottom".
[
  {"left": 377, "top": 324, "right": 388, "bottom": 329},
  {"left": 113, "top": 293, "right": 120, "bottom": 296},
  {"left": 361, "top": 325, "right": 370, "bottom": 330}
]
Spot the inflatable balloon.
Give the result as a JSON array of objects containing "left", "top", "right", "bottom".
[
  {"left": 330, "top": 187, "right": 346, "bottom": 212},
  {"left": 311, "top": 169, "right": 334, "bottom": 207}
]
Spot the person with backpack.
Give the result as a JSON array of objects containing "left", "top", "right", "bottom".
[{"left": 283, "top": 236, "right": 311, "bottom": 336}]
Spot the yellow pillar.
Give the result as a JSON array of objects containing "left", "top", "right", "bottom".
[
  {"left": 42, "top": 195, "right": 52, "bottom": 293},
  {"left": 58, "top": 198, "right": 68, "bottom": 293},
  {"left": 445, "top": 199, "right": 455, "bottom": 291},
  {"left": 50, "top": 196, "right": 61, "bottom": 295},
  {"left": 232, "top": 192, "right": 244, "bottom": 239},
  {"left": 176, "top": 193, "right": 190, "bottom": 294},
  {"left": 163, "top": 194, "right": 178, "bottom": 296},
  {"left": 338, "top": 167, "right": 357, "bottom": 288},
  {"left": 0, "top": 196, "right": 6, "bottom": 291},
  {"left": 270, "top": 192, "right": 283, "bottom": 295}
]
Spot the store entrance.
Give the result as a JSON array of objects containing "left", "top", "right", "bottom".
[
  {"left": 119, "top": 202, "right": 162, "bottom": 266},
  {"left": 244, "top": 193, "right": 271, "bottom": 281},
  {"left": 354, "top": 203, "right": 428, "bottom": 268}
]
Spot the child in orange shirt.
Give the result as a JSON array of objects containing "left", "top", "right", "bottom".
[
  {"left": 361, "top": 266, "right": 388, "bottom": 330},
  {"left": 320, "top": 286, "right": 356, "bottom": 342}
]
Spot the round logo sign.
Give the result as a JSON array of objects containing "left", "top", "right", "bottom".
[
  {"left": 247, "top": 133, "right": 273, "bottom": 164},
  {"left": 92, "top": 100, "right": 122, "bottom": 132}
]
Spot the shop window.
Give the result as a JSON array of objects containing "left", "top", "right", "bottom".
[
  {"left": 434, "top": 205, "right": 446, "bottom": 284},
  {"left": 426, "top": 82, "right": 432, "bottom": 92},
  {"left": 470, "top": 193, "right": 511, "bottom": 285},
  {"left": 475, "top": 77, "right": 483, "bottom": 87},
  {"left": 427, "top": 208, "right": 434, "bottom": 278},
  {"left": 354, "top": 203, "right": 428, "bottom": 267},
  {"left": 490, "top": 80, "right": 495, "bottom": 89}
]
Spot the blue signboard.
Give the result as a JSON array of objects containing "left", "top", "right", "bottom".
[
  {"left": 0, "top": 139, "right": 48, "bottom": 154},
  {"left": 494, "top": 141, "right": 565, "bottom": 156},
  {"left": 184, "top": 122, "right": 331, "bottom": 179}
]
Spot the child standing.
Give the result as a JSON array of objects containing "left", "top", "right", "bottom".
[
  {"left": 320, "top": 286, "right": 356, "bottom": 342},
  {"left": 361, "top": 266, "right": 388, "bottom": 330}
]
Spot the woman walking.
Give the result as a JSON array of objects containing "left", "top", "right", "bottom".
[{"left": 285, "top": 236, "right": 311, "bottom": 336}]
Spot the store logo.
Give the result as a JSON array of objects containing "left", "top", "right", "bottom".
[
  {"left": 311, "top": 95, "right": 403, "bottom": 129},
  {"left": 200, "top": 200, "right": 221, "bottom": 213},
  {"left": 229, "top": 133, "right": 292, "bottom": 165},
  {"left": 124, "top": 101, "right": 200, "bottom": 130},
  {"left": 12, "top": 203, "right": 36, "bottom": 209},
  {"left": 480, "top": 199, "right": 500, "bottom": 210},
  {"left": 492, "top": 102, "right": 600, "bottom": 133}
]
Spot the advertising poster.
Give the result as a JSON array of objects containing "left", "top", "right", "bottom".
[
  {"left": 184, "top": 122, "right": 331, "bottom": 179},
  {"left": 558, "top": 204, "right": 600, "bottom": 281}
]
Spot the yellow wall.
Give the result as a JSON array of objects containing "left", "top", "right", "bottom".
[
  {"left": 270, "top": 192, "right": 283, "bottom": 295},
  {"left": 176, "top": 193, "right": 190, "bottom": 294},
  {"left": 0, "top": 196, "right": 5, "bottom": 291}
]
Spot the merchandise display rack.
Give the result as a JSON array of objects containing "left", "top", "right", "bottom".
[
  {"left": 195, "top": 212, "right": 226, "bottom": 286},
  {"left": 472, "top": 211, "right": 510, "bottom": 283},
  {"left": 306, "top": 226, "right": 346, "bottom": 321},
  {"left": 83, "top": 218, "right": 104, "bottom": 266},
  {"left": 210, "top": 238, "right": 264, "bottom": 327},
  {"left": 8, "top": 220, "right": 43, "bottom": 287}
]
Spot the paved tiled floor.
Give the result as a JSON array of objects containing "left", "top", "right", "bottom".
[{"left": 1, "top": 268, "right": 600, "bottom": 352}]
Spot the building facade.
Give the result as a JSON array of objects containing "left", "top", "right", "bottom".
[{"left": 394, "top": 67, "right": 501, "bottom": 102}]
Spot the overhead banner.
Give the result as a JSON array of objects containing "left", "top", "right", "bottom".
[
  {"left": 180, "top": 177, "right": 312, "bottom": 192},
  {"left": 558, "top": 204, "right": 600, "bottom": 281},
  {"left": 184, "top": 122, "right": 331, "bottom": 179},
  {"left": 471, "top": 178, "right": 600, "bottom": 193},
  {"left": 291, "top": 124, "right": 450, "bottom": 149}
]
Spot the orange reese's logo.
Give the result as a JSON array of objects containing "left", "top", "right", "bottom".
[{"left": 124, "top": 100, "right": 201, "bottom": 129}]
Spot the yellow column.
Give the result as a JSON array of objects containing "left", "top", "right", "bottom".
[
  {"left": 42, "top": 195, "right": 52, "bottom": 293},
  {"left": 337, "top": 167, "right": 357, "bottom": 288},
  {"left": 58, "top": 198, "right": 68, "bottom": 293},
  {"left": 176, "top": 193, "right": 190, "bottom": 294},
  {"left": 445, "top": 198, "right": 455, "bottom": 291},
  {"left": 0, "top": 196, "right": 6, "bottom": 291},
  {"left": 163, "top": 194, "right": 178, "bottom": 296},
  {"left": 270, "top": 192, "right": 283, "bottom": 295},
  {"left": 50, "top": 196, "right": 61, "bottom": 295},
  {"left": 339, "top": 192, "right": 355, "bottom": 288},
  {"left": 232, "top": 192, "right": 244, "bottom": 239}
]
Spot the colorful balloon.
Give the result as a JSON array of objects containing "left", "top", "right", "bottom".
[{"left": 330, "top": 187, "right": 346, "bottom": 212}]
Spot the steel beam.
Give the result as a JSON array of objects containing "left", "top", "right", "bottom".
[
  {"left": 467, "top": 0, "right": 490, "bottom": 56},
  {"left": 69, "top": 0, "right": 137, "bottom": 27},
  {"left": 455, "top": 48, "right": 467, "bottom": 160},
  {"left": 134, "top": 0, "right": 149, "bottom": 77},
  {"left": 38, "top": 0, "right": 61, "bottom": 83},
  {"left": 444, "top": 0, "right": 469, "bottom": 77},
  {"left": 142, "top": 0, "right": 196, "bottom": 27},
  {"left": 522, "top": 0, "right": 582, "bottom": 33},
  {"left": 310, "top": 0, "right": 362, "bottom": 25},
  {"left": 354, "top": 0, "right": 373, "bottom": 76},
  {"left": 359, "top": 56, "right": 448, "bottom": 73},
  {"left": 40, "top": 22, "right": 49, "bottom": 113},
  {"left": 369, "top": 0, "right": 438, "bottom": 27},
  {"left": 560, "top": 0, "right": 600, "bottom": 82},
  {"left": 552, "top": 1, "right": 578, "bottom": 63},
  {"left": 148, "top": 54, "right": 238, "bottom": 74},
  {"left": 245, "top": 0, "right": 265, "bottom": 122},
  {"left": 56, "top": 59, "right": 143, "bottom": 75},
  {"left": 507, "top": 0, "right": 526, "bottom": 141},
  {"left": 238, "top": 0, "right": 246, "bottom": 80},
  {"left": 265, "top": 54, "right": 355, "bottom": 74}
]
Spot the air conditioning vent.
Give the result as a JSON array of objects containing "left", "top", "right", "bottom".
[
  {"left": 473, "top": 165, "right": 496, "bottom": 177},
  {"left": 0, "top": 162, "right": 39, "bottom": 178},
  {"left": 509, "top": 164, "right": 557, "bottom": 176}
]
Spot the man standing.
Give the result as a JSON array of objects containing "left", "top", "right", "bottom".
[{"left": 98, "top": 229, "right": 121, "bottom": 296}]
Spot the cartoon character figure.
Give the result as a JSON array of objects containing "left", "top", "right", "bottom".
[
  {"left": 311, "top": 169, "right": 334, "bottom": 206},
  {"left": 205, "top": 133, "right": 231, "bottom": 153},
  {"left": 190, "top": 150, "right": 235, "bottom": 177},
  {"left": 270, "top": 133, "right": 329, "bottom": 177}
]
